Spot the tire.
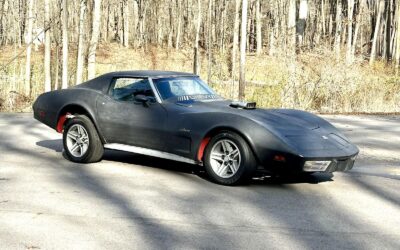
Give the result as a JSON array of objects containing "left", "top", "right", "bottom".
[
  {"left": 203, "top": 131, "right": 257, "bottom": 185},
  {"left": 63, "top": 115, "right": 104, "bottom": 163}
]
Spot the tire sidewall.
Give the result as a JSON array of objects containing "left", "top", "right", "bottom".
[
  {"left": 204, "top": 131, "right": 255, "bottom": 185},
  {"left": 63, "top": 116, "right": 97, "bottom": 163}
]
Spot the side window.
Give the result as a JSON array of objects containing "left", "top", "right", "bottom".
[{"left": 111, "top": 78, "right": 155, "bottom": 102}]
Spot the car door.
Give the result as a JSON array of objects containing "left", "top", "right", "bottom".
[{"left": 96, "top": 77, "right": 167, "bottom": 151}]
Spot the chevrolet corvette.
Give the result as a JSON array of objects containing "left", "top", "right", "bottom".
[{"left": 33, "top": 70, "right": 359, "bottom": 185}]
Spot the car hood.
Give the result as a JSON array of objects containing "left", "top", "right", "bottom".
[
  {"left": 182, "top": 100, "right": 320, "bottom": 131},
  {"left": 245, "top": 108, "right": 320, "bottom": 130}
]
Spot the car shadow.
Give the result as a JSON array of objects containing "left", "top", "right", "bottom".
[
  {"left": 36, "top": 139, "right": 64, "bottom": 152},
  {"left": 36, "top": 139, "right": 333, "bottom": 185},
  {"left": 251, "top": 172, "right": 334, "bottom": 185}
]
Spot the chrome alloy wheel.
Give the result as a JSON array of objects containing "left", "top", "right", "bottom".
[
  {"left": 66, "top": 124, "right": 90, "bottom": 157},
  {"left": 209, "top": 139, "right": 241, "bottom": 178}
]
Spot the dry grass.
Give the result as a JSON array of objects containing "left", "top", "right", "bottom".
[{"left": 0, "top": 43, "right": 399, "bottom": 112}]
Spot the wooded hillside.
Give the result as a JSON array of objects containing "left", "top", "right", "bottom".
[{"left": 0, "top": 0, "right": 399, "bottom": 112}]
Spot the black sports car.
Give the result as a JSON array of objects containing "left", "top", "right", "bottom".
[{"left": 33, "top": 70, "right": 359, "bottom": 185}]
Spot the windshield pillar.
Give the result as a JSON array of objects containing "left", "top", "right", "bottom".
[{"left": 148, "top": 77, "right": 163, "bottom": 104}]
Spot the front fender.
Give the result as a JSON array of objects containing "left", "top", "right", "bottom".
[{"left": 185, "top": 112, "right": 297, "bottom": 164}]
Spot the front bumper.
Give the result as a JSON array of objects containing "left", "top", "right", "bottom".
[
  {"left": 261, "top": 152, "right": 358, "bottom": 174},
  {"left": 324, "top": 156, "right": 356, "bottom": 172}
]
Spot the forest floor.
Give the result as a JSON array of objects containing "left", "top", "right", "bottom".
[
  {"left": 0, "top": 113, "right": 399, "bottom": 249},
  {"left": 1, "top": 43, "right": 400, "bottom": 113}
]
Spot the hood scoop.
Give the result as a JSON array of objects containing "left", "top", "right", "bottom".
[{"left": 230, "top": 101, "right": 256, "bottom": 109}]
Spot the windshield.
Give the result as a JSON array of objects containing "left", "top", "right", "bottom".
[{"left": 152, "top": 77, "right": 219, "bottom": 101}]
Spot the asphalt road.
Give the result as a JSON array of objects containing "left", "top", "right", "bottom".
[{"left": 0, "top": 113, "right": 399, "bottom": 249}]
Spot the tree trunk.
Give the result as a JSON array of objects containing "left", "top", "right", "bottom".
[
  {"left": 137, "top": 0, "right": 147, "bottom": 48},
  {"left": 175, "top": 0, "right": 182, "bottom": 49},
  {"left": 0, "top": 0, "right": 6, "bottom": 45},
  {"left": 246, "top": 3, "right": 252, "bottom": 52},
  {"left": 255, "top": 0, "right": 262, "bottom": 55},
  {"left": 334, "top": 0, "right": 342, "bottom": 60},
  {"left": 297, "top": 0, "right": 308, "bottom": 49},
  {"left": 207, "top": 0, "right": 212, "bottom": 84},
  {"left": 285, "top": 0, "right": 297, "bottom": 108},
  {"left": 268, "top": 1, "right": 277, "bottom": 56},
  {"left": 395, "top": 2, "right": 400, "bottom": 73},
  {"left": 193, "top": 0, "right": 201, "bottom": 75},
  {"left": 87, "top": 0, "right": 102, "bottom": 80},
  {"left": 385, "top": 0, "right": 391, "bottom": 61},
  {"left": 167, "top": 2, "right": 173, "bottom": 48},
  {"left": 44, "top": 0, "right": 51, "bottom": 92},
  {"left": 54, "top": 46, "right": 59, "bottom": 90},
  {"left": 105, "top": 1, "right": 110, "bottom": 42},
  {"left": 351, "top": 0, "right": 366, "bottom": 61},
  {"left": 24, "top": 0, "right": 34, "bottom": 96},
  {"left": 346, "top": 0, "right": 354, "bottom": 64},
  {"left": 321, "top": 0, "right": 326, "bottom": 36},
  {"left": 239, "top": 0, "right": 248, "bottom": 100},
  {"left": 231, "top": 0, "right": 240, "bottom": 78},
  {"left": 123, "top": 0, "right": 129, "bottom": 47},
  {"left": 370, "top": 0, "right": 385, "bottom": 65},
  {"left": 219, "top": 0, "right": 227, "bottom": 53},
  {"left": 76, "top": 0, "right": 86, "bottom": 85},
  {"left": 132, "top": 0, "right": 138, "bottom": 47},
  {"left": 288, "top": 0, "right": 296, "bottom": 54},
  {"left": 61, "top": 0, "right": 68, "bottom": 89}
]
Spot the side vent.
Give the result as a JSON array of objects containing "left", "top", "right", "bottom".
[{"left": 230, "top": 101, "right": 256, "bottom": 109}]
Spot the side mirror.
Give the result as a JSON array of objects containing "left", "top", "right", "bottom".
[{"left": 134, "top": 94, "right": 149, "bottom": 103}]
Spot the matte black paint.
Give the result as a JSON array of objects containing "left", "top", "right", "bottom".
[{"left": 33, "top": 70, "right": 359, "bottom": 173}]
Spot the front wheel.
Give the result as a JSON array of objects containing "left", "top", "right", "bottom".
[
  {"left": 63, "top": 115, "right": 104, "bottom": 163},
  {"left": 203, "top": 131, "right": 257, "bottom": 185}
]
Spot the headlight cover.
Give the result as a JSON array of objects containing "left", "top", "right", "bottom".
[{"left": 303, "top": 161, "right": 331, "bottom": 172}]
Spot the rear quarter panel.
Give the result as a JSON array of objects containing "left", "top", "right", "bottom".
[{"left": 33, "top": 89, "right": 102, "bottom": 132}]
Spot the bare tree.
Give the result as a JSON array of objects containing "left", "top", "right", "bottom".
[
  {"left": 395, "top": 2, "right": 400, "bottom": 73},
  {"left": 193, "top": 0, "right": 201, "bottom": 75},
  {"left": 384, "top": 0, "right": 391, "bottom": 61},
  {"left": 286, "top": 0, "right": 297, "bottom": 108},
  {"left": 175, "top": 0, "right": 182, "bottom": 49},
  {"left": 255, "top": 0, "right": 261, "bottom": 55},
  {"left": 54, "top": 46, "right": 60, "bottom": 90},
  {"left": 123, "top": 0, "right": 129, "bottom": 47},
  {"left": 167, "top": 1, "right": 174, "bottom": 48},
  {"left": 239, "top": 0, "right": 248, "bottom": 100},
  {"left": 351, "top": 0, "right": 366, "bottom": 63},
  {"left": 24, "top": 0, "right": 34, "bottom": 96},
  {"left": 321, "top": 0, "right": 326, "bottom": 36},
  {"left": 207, "top": 0, "right": 212, "bottom": 84},
  {"left": 288, "top": 0, "right": 296, "bottom": 52},
  {"left": 87, "top": 0, "right": 102, "bottom": 80},
  {"left": 44, "top": 0, "right": 51, "bottom": 92},
  {"left": 370, "top": 0, "right": 385, "bottom": 65},
  {"left": 231, "top": 0, "right": 240, "bottom": 80},
  {"left": 218, "top": 0, "right": 227, "bottom": 53},
  {"left": 76, "top": 0, "right": 86, "bottom": 85},
  {"left": 346, "top": 0, "right": 354, "bottom": 64},
  {"left": 61, "top": 0, "right": 68, "bottom": 89},
  {"left": 268, "top": 1, "right": 276, "bottom": 56},
  {"left": 334, "top": 0, "right": 342, "bottom": 59},
  {"left": 136, "top": 0, "right": 148, "bottom": 48},
  {"left": 4, "top": 0, "right": 400, "bottom": 107},
  {"left": 0, "top": 0, "right": 6, "bottom": 45},
  {"left": 297, "top": 0, "right": 308, "bottom": 48}
]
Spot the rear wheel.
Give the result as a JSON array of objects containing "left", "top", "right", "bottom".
[
  {"left": 63, "top": 115, "right": 104, "bottom": 163},
  {"left": 203, "top": 131, "right": 257, "bottom": 185}
]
